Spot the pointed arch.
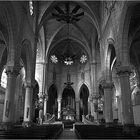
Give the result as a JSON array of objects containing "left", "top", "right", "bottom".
[
  {"left": 106, "top": 41, "right": 116, "bottom": 81},
  {"left": 62, "top": 86, "right": 75, "bottom": 109},
  {"left": 79, "top": 84, "right": 89, "bottom": 121},
  {"left": 21, "top": 39, "right": 33, "bottom": 83},
  {"left": 47, "top": 84, "right": 58, "bottom": 115}
]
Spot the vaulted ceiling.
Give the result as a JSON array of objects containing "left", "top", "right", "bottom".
[{"left": 38, "top": 1, "right": 101, "bottom": 62}]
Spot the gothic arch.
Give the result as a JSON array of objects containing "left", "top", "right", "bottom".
[
  {"left": 79, "top": 84, "right": 89, "bottom": 121},
  {"left": 78, "top": 82, "right": 90, "bottom": 97},
  {"left": 106, "top": 42, "right": 116, "bottom": 81},
  {"left": 47, "top": 84, "right": 58, "bottom": 115},
  {"left": 21, "top": 39, "right": 33, "bottom": 82},
  {"left": 62, "top": 86, "right": 75, "bottom": 109}
]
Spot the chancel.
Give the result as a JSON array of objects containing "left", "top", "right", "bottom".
[{"left": 1, "top": 0, "right": 140, "bottom": 139}]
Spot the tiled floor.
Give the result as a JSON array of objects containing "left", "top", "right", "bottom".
[{"left": 57, "top": 128, "right": 78, "bottom": 139}]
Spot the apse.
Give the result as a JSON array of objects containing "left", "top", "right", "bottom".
[{"left": 62, "top": 86, "right": 76, "bottom": 120}]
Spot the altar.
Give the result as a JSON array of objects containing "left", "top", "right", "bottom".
[{"left": 62, "top": 105, "right": 76, "bottom": 121}]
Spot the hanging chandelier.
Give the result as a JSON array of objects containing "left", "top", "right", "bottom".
[
  {"left": 64, "top": 57, "right": 73, "bottom": 65},
  {"left": 52, "top": 2, "right": 84, "bottom": 24}
]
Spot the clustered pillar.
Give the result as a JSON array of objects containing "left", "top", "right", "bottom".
[
  {"left": 102, "top": 81, "right": 113, "bottom": 124},
  {"left": 76, "top": 99, "right": 80, "bottom": 121},
  {"left": 116, "top": 66, "right": 134, "bottom": 125},
  {"left": 57, "top": 98, "right": 62, "bottom": 119},
  {"left": 88, "top": 94, "right": 98, "bottom": 120},
  {"left": 2, "top": 66, "right": 20, "bottom": 129},
  {"left": 43, "top": 94, "right": 48, "bottom": 116},
  {"left": 23, "top": 82, "right": 33, "bottom": 126}
]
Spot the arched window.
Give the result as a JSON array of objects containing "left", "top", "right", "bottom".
[{"left": 1, "top": 68, "right": 7, "bottom": 88}]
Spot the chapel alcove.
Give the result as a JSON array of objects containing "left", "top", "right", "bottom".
[{"left": 62, "top": 86, "right": 76, "bottom": 120}]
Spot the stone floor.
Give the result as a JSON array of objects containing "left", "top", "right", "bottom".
[{"left": 57, "top": 128, "right": 78, "bottom": 139}]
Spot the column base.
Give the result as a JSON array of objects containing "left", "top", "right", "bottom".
[
  {"left": 123, "top": 124, "right": 137, "bottom": 137},
  {"left": 0, "top": 122, "right": 13, "bottom": 130},
  {"left": 22, "top": 121, "right": 33, "bottom": 128}
]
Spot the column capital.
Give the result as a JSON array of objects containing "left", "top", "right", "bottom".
[
  {"left": 57, "top": 98, "right": 62, "bottom": 102},
  {"left": 5, "top": 65, "right": 22, "bottom": 77},
  {"left": 24, "top": 82, "right": 34, "bottom": 88},
  {"left": 101, "top": 80, "right": 114, "bottom": 89},
  {"left": 116, "top": 66, "right": 131, "bottom": 76},
  {"left": 88, "top": 94, "right": 99, "bottom": 102}
]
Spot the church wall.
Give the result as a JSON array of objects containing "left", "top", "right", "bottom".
[
  {"left": 14, "top": 75, "right": 24, "bottom": 123},
  {"left": 47, "top": 61, "right": 91, "bottom": 100}
]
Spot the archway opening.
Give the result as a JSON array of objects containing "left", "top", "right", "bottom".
[
  {"left": 79, "top": 84, "right": 89, "bottom": 121},
  {"left": 47, "top": 84, "right": 57, "bottom": 116},
  {"left": 62, "top": 86, "right": 75, "bottom": 120}
]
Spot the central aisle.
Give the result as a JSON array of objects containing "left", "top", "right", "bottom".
[{"left": 57, "top": 128, "right": 78, "bottom": 139}]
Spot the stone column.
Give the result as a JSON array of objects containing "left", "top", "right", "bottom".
[
  {"left": 2, "top": 66, "right": 20, "bottom": 129},
  {"left": 90, "top": 94, "right": 98, "bottom": 120},
  {"left": 57, "top": 98, "right": 62, "bottom": 119},
  {"left": 116, "top": 66, "right": 134, "bottom": 125},
  {"left": 38, "top": 95, "right": 44, "bottom": 125},
  {"left": 76, "top": 99, "right": 80, "bottom": 121},
  {"left": 102, "top": 81, "right": 113, "bottom": 123},
  {"left": 117, "top": 96, "right": 122, "bottom": 123},
  {"left": 23, "top": 82, "right": 33, "bottom": 126},
  {"left": 43, "top": 94, "right": 48, "bottom": 116}
]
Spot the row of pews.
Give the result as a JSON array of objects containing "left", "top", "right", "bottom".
[
  {"left": 0, "top": 124, "right": 63, "bottom": 139},
  {"left": 74, "top": 123, "right": 140, "bottom": 139}
]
